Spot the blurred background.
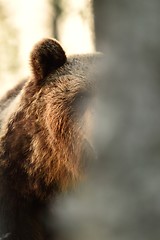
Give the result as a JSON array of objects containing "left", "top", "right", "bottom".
[{"left": 1, "top": 0, "right": 160, "bottom": 240}]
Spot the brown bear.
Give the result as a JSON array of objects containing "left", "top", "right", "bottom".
[{"left": 0, "top": 38, "right": 99, "bottom": 240}]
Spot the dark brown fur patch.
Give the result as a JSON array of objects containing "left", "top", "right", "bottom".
[{"left": 30, "top": 38, "right": 67, "bottom": 83}]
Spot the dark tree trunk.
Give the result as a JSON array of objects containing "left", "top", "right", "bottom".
[{"left": 92, "top": 1, "right": 160, "bottom": 239}]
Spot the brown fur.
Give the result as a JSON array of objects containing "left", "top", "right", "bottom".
[
  {"left": 30, "top": 38, "right": 67, "bottom": 83},
  {"left": 0, "top": 38, "right": 99, "bottom": 239}
]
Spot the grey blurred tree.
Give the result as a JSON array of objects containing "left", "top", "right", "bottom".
[
  {"left": 55, "top": 1, "right": 160, "bottom": 240},
  {"left": 51, "top": 0, "right": 62, "bottom": 40}
]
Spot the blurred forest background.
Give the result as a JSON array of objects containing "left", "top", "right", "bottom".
[
  {"left": 0, "top": 0, "right": 94, "bottom": 97},
  {"left": 1, "top": 0, "right": 160, "bottom": 240}
]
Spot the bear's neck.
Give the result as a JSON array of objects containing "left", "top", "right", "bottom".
[{"left": 0, "top": 108, "right": 60, "bottom": 201}]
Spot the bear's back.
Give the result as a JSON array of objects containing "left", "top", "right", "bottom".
[{"left": 0, "top": 81, "right": 25, "bottom": 129}]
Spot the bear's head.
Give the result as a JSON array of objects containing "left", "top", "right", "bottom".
[{"left": 1, "top": 39, "right": 99, "bottom": 200}]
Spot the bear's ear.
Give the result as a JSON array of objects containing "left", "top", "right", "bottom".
[{"left": 30, "top": 38, "right": 67, "bottom": 84}]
